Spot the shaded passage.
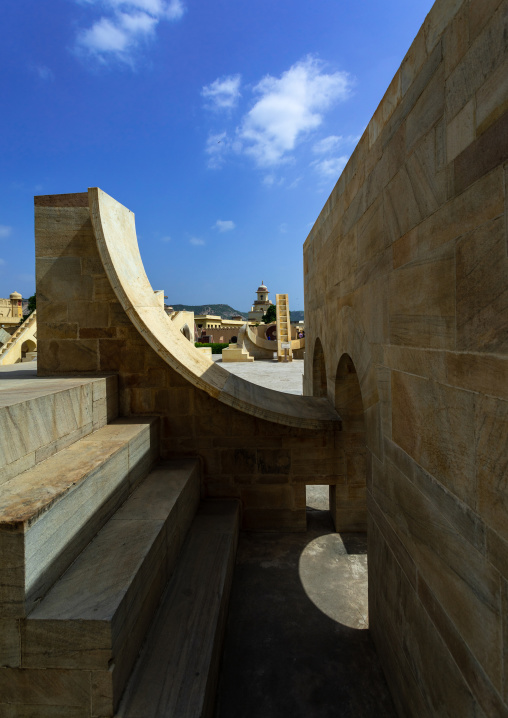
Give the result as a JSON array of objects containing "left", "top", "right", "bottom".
[{"left": 215, "top": 510, "right": 395, "bottom": 718}]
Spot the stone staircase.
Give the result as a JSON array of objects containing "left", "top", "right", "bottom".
[
  {"left": 275, "top": 294, "right": 292, "bottom": 362},
  {"left": 0, "top": 373, "right": 240, "bottom": 716},
  {"left": 0, "top": 310, "right": 37, "bottom": 366}
]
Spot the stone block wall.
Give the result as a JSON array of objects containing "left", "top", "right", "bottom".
[
  {"left": 34, "top": 194, "right": 358, "bottom": 532},
  {"left": 303, "top": 0, "right": 508, "bottom": 715}
]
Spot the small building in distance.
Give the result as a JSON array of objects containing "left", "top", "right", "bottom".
[
  {"left": 194, "top": 314, "right": 252, "bottom": 345},
  {"left": 194, "top": 314, "right": 248, "bottom": 330},
  {"left": 248, "top": 281, "right": 273, "bottom": 323},
  {"left": 0, "top": 291, "right": 23, "bottom": 330}
]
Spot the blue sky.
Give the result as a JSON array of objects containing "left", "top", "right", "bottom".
[{"left": 0, "top": 0, "right": 434, "bottom": 312}]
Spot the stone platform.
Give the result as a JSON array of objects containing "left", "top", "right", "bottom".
[{"left": 213, "top": 356, "right": 304, "bottom": 395}]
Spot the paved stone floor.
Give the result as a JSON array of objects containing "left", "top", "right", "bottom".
[
  {"left": 213, "top": 355, "right": 304, "bottom": 395},
  {"left": 215, "top": 488, "right": 395, "bottom": 718}
]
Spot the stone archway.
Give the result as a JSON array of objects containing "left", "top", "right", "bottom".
[
  {"left": 312, "top": 337, "right": 327, "bottom": 398},
  {"left": 330, "top": 353, "right": 368, "bottom": 533}
]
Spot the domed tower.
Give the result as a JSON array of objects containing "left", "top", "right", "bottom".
[
  {"left": 9, "top": 291, "right": 22, "bottom": 321},
  {"left": 248, "top": 281, "right": 273, "bottom": 322}
]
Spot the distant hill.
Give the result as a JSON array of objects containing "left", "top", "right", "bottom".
[
  {"left": 169, "top": 303, "right": 304, "bottom": 321},
  {"left": 170, "top": 304, "right": 247, "bottom": 319}
]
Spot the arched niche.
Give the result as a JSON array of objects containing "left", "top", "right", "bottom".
[
  {"left": 312, "top": 337, "right": 327, "bottom": 398},
  {"left": 335, "top": 353, "right": 365, "bottom": 432},
  {"left": 21, "top": 339, "right": 37, "bottom": 358},
  {"left": 331, "top": 353, "right": 368, "bottom": 533},
  {"left": 180, "top": 324, "right": 192, "bottom": 342}
]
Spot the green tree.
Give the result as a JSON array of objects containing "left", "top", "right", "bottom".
[
  {"left": 19, "top": 293, "right": 36, "bottom": 325},
  {"left": 27, "top": 293, "right": 36, "bottom": 314},
  {"left": 262, "top": 304, "right": 277, "bottom": 324}
]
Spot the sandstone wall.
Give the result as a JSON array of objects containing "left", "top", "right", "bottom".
[
  {"left": 34, "top": 194, "right": 364, "bottom": 532},
  {"left": 303, "top": 0, "right": 508, "bottom": 715}
]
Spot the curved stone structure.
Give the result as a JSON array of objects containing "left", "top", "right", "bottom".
[
  {"left": 35, "top": 190, "right": 348, "bottom": 534},
  {"left": 245, "top": 322, "right": 305, "bottom": 353},
  {"left": 89, "top": 187, "right": 337, "bottom": 431}
]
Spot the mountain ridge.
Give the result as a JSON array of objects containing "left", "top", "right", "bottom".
[{"left": 169, "top": 303, "right": 304, "bottom": 321}]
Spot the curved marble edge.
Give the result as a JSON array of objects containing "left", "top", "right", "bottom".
[
  {"left": 245, "top": 323, "right": 305, "bottom": 352},
  {"left": 89, "top": 187, "right": 340, "bottom": 430}
]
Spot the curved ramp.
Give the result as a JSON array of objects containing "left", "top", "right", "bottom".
[
  {"left": 245, "top": 322, "right": 304, "bottom": 352},
  {"left": 89, "top": 188, "right": 339, "bottom": 430}
]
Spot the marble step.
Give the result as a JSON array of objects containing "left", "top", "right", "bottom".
[
  {"left": 0, "top": 373, "right": 118, "bottom": 486},
  {"left": 0, "top": 417, "right": 159, "bottom": 618},
  {"left": 116, "top": 499, "right": 240, "bottom": 718},
  {"left": 23, "top": 459, "right": 201, "bottom": 716}
]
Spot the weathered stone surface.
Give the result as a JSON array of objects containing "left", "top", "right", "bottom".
[
  {"left": 0, "top": 619, "right": 20, "bottom": 667},
  {"left": 392, "top": 371, "right": 475, "bottom": 504},
  {"left": 476, "top": 55, "right": 508, "bottom": 135},
  {"left": 389, "top": 244, "right": 455, "bottom": 348},
  {"left": 476, "top": 395, "right": 508, "bottom": 542},
  {"left": 454, "top": 110, "right": 508, "bottom": 194},
  {"left": 447, "top": 98, "right": 475, "bottom": 161},
  {"left": 0, "top": 667, "right": 90, "bottom": 706},
  {"left": 456, "top": 216, "right": 508, "bottom": 353},
  {"left": 303, "top": 2, "right": 508, "bottom": 714}
]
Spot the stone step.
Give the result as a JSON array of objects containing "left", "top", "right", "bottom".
[
  {"left": 20, "top": 459, "right": 200, "bottom": 716},
  {"left": 0, "top": 373, "right": 118, "bottom": 486},
  {"left": 21, "top": 460, "right": 200, "bottom": 716},
  {"left": 116, "top": 499, "right": 240, "bottom": 718},
  {"left": 0, "top": 417, "right": 159, "bottom": 617}
]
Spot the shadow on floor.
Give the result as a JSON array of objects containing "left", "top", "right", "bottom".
[{"left": 214, "top": 510, "right": 395, "bottom": 718}]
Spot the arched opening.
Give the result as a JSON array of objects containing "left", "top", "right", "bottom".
[
  {"left": 332, "top": 353, "right": 367, "bottom": 533},
  {"left": 312, "top": 337, "right": 327, "bottom": 398},
  {"left": 306, "top": 337, "right": 330, "bottom": 520},
  {"left": 335, "top": 354, "right": 365, "bottom": 432},
  {"left": 21, "top": 338, "right": 37, "bottom": 361},
  {"left": 180, "top": 324, "right": 191, "bottom": 341}
]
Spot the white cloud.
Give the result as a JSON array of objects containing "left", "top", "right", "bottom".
[
  {"left": 312, "top": 155, "right": 349, "bottom": 179},
  {"left": 35, "top": 65, "right": 55, "bottom": 81},
  {"left": 205, "top": 131, "right": 228, "bottom": 169},
  {"left": 238, "top": 56, "right": 352, "bottom": 167},
  {"left": 160, "top": 235, "right": 171, "bottom": 242},
  {"left": 189, "top": 237, "right": 205, "bottom": 246},
  {"left": 279, "top": 223, "right": 288, "bottom": 233},
  {"left": 75, "top": 0, "right": 184, "bottom": 62},
  {"left": 287, "top": 175, "right": 302, "bottom": 189},
  {"left": 0, "top": 226, "right": 12, "bottom": 239},
  {"left": 0, "top": 259, "right": 5, "bottom": 266},
  {"left": 262, "top": 174, "right": 285, "bottom": 187},
  {"left": 213, "top": 220, "right": 235, "bottom": 232},
  {"left": 313, "top": 135, "right": 343, "bottom": 154},
  {"left": 202, "top": 75, "right": 241, "bottom": 111},
  {"left": 105, "top": 0, "right": 183, "bottom": 19}
]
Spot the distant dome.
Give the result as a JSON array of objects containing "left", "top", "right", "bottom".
[
  {"left": 10, "top": 291, "right": 22, "bottom": 300},
  {"left": 257, "top": 282, "right": 268, "bottom": 292}
]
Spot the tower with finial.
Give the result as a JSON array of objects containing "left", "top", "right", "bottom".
[{"left": 248, "top": 280, "right": 273, "bottom": 322}]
